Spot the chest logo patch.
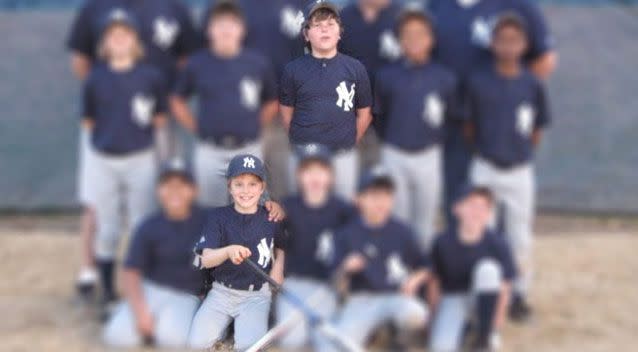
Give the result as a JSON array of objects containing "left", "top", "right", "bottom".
[
  {"left": 153, "top": 16, "right": 180, "bottom": 49},
  {"left": 257, "top": 237, "right": 274, "bottom": 268},
  {"left": 424, "top": 93, "right": 445, "bottom": 128},
  {"left": 471, "top": 16, "right": 496, "bottom": 48},
  {"left": 336, "top": 81, "right": 356, "bottom": 112},
  {"left": 131, "top": 93, "right": 155, "bottom": 127},
  {"left": 386, "top": 252, "right": 409, "bottom": 285},
  {"left": 239, "top": 77, "right": 262, "bottom": 111},
  {"left": 243, "top": 157, "right": 256, "bottom": 169},
  {"left": 516, "top": 102, "right": 536, "bottom": 137},
  {"left": 281, "top": 6, "right": 304, "bottom": 38},
  {"left": 379, "top": 30, "right": 401, "bottom": 61},
  {"left": 315, "top": 230, "right": 334, "bottom": 264}
]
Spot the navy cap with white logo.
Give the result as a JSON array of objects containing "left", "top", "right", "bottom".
[
  {"left": 357, "top": 165, "right": 395, "bottom": 193},
  {"left": 304, "top": 0, "right": 340, "bottom": 27},
  {"left": 295, "top": 143, "right": 333, "bottom": 165},
  {"left": 396, "top": 1, "right": 434, "bottom": 32},
  {"left": 226, "top": 154, "right": 266, "bottom": 180},
  {"left": 101, "top": 8, "right": 139, "bottom": 36},
  {"left": 159, "top": 158, "right": 194, "bottom": 184}
]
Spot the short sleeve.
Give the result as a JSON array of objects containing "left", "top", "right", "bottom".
[
  {"left": 534, "top": 79, "right": 551, "bottom": 128},
  {"left": 279, "top": 64, "right": 297, "bottom": 106},
  {"left": 430, "top": 237, "right": 444, "bottom": 278},
  {"left": 124, "top": 221, "right": 153, "bottom": 272},
  {"left": 261, "top": 60, "right": 278, "bottom": 102},
  {"left": 355, "top": 62, "right": 373, "bottom": 109},
  {"left": 81, "top": 75, "right": 96, "bottom": 119},
  {"left": 274, "top": 222, "right": 287, "bottom": 250},
  {"left": 173, "top": 58, "right": 196, "bottom": 98},
  {"left": 153, "top": 72, "right": 169, "bottom": 115},
  {"left": 515, "top": 0, "right": 553, "bottom": 61},
  {"left": 173, "top": 3, "right": 200, "bottom": 58},
  {"left": 66, "top": 2, "right": 96, "bottom": 57},
  {"left": 331, "top": 228, "right": 351, "bottom": 271},
  {"left": 196, "top": 216, "right": 223, "bottom": 254}
]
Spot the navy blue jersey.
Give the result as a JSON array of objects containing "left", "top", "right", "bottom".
[
  {"left": 431, "top": 230, "right": 517, "bottom": 293},
  {"left": 428, "top": 0, "right": 553, "bottom": 79},
  {"left": 280, "top": 53, "right": 373, "bottom": 150},
  {"left": 282, "top": 194, "right": 356, "bottom": 281},
  {"left": 374, "top": 60, "right": 459, "bottom": 150},
  {"left": 124, "top": 206, "right": 211, "bottom": 296},
  {"left": 333, "top": 216, "right": 429, "bottom": 293},
  {"left": 339, "top": 2, "right": 402, "bottom": 80},
  {"left": 466, "top": 67, "right": 550, "bottom": 167},
  {"left": 174, "top": 49, "right": 277, "bottom": 143},
  {"left": 67, "top": 0, "right": 199, "bottom": 84},
  {"left": 196, "top": 206, "right": 285, "bottom": 290},
  {"left": 83, "top": 63, "right": 167, "bottom": 154}
]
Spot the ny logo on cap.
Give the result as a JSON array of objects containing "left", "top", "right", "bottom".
[
  {"left": 109, "top": 8, "right": 128, "bottom": 21},
  {"left": 336, "top": 81, "right": 356, "bottom": 112},
  {"left": 153, "top": 16, "right": 180, "bottom": 49},
  {"left": 305, "top": 143, "right": 319, "bottom": 154},
  {"left": 243, "top": 157, "right": 256, "bottom": 169}
]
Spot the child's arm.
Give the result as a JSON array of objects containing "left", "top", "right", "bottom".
[
  {"left": 427, "top": 276, "right": 442, "bottom": 314},
  {"left": 494, "top": 282, "right": 512, "bottom": 330},
  {"left": 269, "top": 248, "right": 285, "bottom": 285},
  {"left": 400, "top": 268, "right": 429, "bottom": 297},
  {"left": 260, "top": 100, "right": 279, "bottom": 127},
  {"left": 279, "top": 105, "right": 294, "bottom": 132},
  {"left": 70, "top": 53, "right": 91, "bottom": 81},
  {"left": 170, "top": 95, "right": 197, "bottom": 133},
  {"left": 200, "top": 245, "right": 252, "bottom": 268},
  {"left": 122, "top": 269, "right": 154, "bottom": 338},
  {"left": 355, "top": 107, "right": 372, "bottom": 144},
  {"left": 531, "top": 129, "right": 543, "bottom": 147}
]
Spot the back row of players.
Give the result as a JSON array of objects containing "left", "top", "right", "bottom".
[{"left": 67, "top": 0, "right": 555, "bottom": 350}]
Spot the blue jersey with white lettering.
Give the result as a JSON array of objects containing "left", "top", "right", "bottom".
[
  {"left": 374, "top": 60, "right": 459, "bottom": 150},
  {"left": 125, "top": 206, "right": 211, "bottom": 296},
  {"left": 196, "top": 206, "right": 285, "bottom": 291},
  {"left": 333, "top": 216, "right": 429, "bottom": 293},
  {"left": 82, "top": 63, "right": 167, "bottom": 155},
  {"left": 174, "top": 49, "right": 277, "bottom": 143},
  {"left": 280, "top": 53, "right": 373, "bottom": 150},
  {"left": 431, "top": 230, "right": 517, "bottom": 293},
  {"left": 67, "top": 0, "right": 199, "bottom": 85},
  {"left": 282, "top": 194, "right": 356, "bottom": 281},
  {"left": 466, "top": 67, "right": 550, "bottom": 167},
  {"left": 428, "top": 0, "right": 553, "bottom": 79}
]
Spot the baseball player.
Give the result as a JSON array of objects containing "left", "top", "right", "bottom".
[
  {"left": 82, "top": 11, "right": 168, "bottom": 306},
  {"left": 426, "top": 0, "right": 557, "bottom": 230},
  {"left": 374, "top": 6, "right": 458, "bottom": 251},
  {"left": 280, "top": 1, "right": 373, "bottom": 200},
  {"left": 326, "top": 167, "right": 430, "bottom": 351},
  {"left": 465, "top": 13, "right": 551, "bottom": 322},
  {"left": 428, "top": 185, "right": 517, "bottom": 351},
  {"left": 103, "top": 160, "right": 207, "bottom": 348},
  {"left": 171, "top": 0, "right": 278, "bottom": 208},
  {"left": 277, "top": 143, "right": 356, "bottom": 349},
  {"left": 189, "top": 154, "right": 286, "bottom": 350}
]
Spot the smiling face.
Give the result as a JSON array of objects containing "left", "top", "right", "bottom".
[
  {"left": 297, "top": 160, "right": 334, "bottom": 199},
  {"left": 304, "top": 10, "right": 341, "bottom": 54},
  {"left": 228, "top": 173, "right": 265, "bottom": 212},
  {"left": 102, "top": 24, "right": 140, "bottom": 60},
  {"left": 157, "top": 176, "right": 196, "bottom": 218},
  {"left": 454, "top": 192, "right": 494, "bottom": 241},
  {"left": 491, "top": 23, "right": 528, "bottom": 63},
  {"left": 357, "top": 186, "right": 395, "bottom": 225}
]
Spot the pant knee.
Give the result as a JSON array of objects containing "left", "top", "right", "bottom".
[{"left": 472, "top": 258, "right": 503, "bottom": 292}]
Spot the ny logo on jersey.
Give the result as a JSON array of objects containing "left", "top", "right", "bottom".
[
  {"left": 280, "top": 6, "right": 304, "bottom": 38},
  {"left": 336, "top": 81, "right": 356, "bottom": 112},
  {"left": 516, "top": 102, "right": 536, "bottom": 137},
  {"left": 386, "top": 252, "right": 409, "bottom": 285},
  {"left": 239, "top": 77, "right": 262, "bottom": 111},
  {"left": 257, "top": 237, "right": 274, "bottom": 268},
  {"left": 423, "top": 93, "right": 445, "bottom": 128},
  {"left": 243, "top": 157, "right": 256, "bottom": 169},
  {"left": 379, "top": 30, "right": 401, "bottom": 61},
  {"left": 131, "top": 93, "right": 155, "bottom": 127},
  {"left": 471, "top": 16, "right": 496, "bottom": 48},
  {"left": 153, "top": 16, "right": 180, "bottom": 49},
  {"left": 315, "top": 230, "right": 334, "bottom": 264}
]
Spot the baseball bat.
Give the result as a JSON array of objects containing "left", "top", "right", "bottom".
[{"left": 243, "top": 259, "right": 365, "bottom": 352}]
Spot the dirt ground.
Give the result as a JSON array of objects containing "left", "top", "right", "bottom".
[{"left": 0, "top": 214, "right": 636, "bottom": 352}]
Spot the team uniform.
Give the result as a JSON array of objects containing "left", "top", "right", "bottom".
[
  {"left": 277, "top": 194, "right": 355, "bottom": 348},
  {"left": 82, "top": 62, "right": 167, "bottom": 261},
  {"left": 173, "top": 49, "right": 277, "bottom": 206},
  {"left": 466, "top": 67, "right": 550, "bottom": 296},
  {"left": 328, "top": 216, "right": 430, "bottom": 350},
  {"left": 429, "top": 230, "right": 517, "bottom": 351},
  {"left": 374, "top": 60, "right": 459, "bottom": 250},
  {"left": 103, "top": 206, "right": 210, "bottom": 348},
  {"left": 426, "top": 0, "right": 554, "bottom": 226},
  {"left": 280, "top": 53, "right": 373, "bottom": 198},
  {"left": 189, "top": 206, "right": 286, "bottom": 350}
]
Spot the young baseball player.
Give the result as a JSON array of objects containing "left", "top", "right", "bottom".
[
  {"left": 326, "top": 167, "right": 430, "bottom": 351},
  {"left": 189, "top": 154, "right": 286, "bottom": 350},
  {"left": 172, "top": 0, "right": 278, "bottom": 207},
  {"left": 466, "top": 13, "right": 551, "bottom": 322},
  {"left": 280, "top": 1, "right": 373, "bottom": 199},
  {"left": 428, "top": 186, "right": 516, "bottom": 351},
  {"left": 103, "top": 160, "right": 206, "bottom": 348},
  {"left": 277, "top": 143, "right": 356, "bottom": 349},
  {"left": 374, "top": 6, "right": 458, "bottom": 251},
  {"left": 82, "top": 11, "right": 168, "bottom": 305}
]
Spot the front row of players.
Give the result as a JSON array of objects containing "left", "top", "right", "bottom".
[{"left": 104, "top": 148, "right": 516, "bottom": 351}]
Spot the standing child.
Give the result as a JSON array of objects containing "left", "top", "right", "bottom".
[
  {"left": 82, "top": 11, "right": 168, "bottom": 305},
  {"left": 277, "top": 143, "right": 356, "bottom": 350},
  {"left": 279, "top": 1, "right": 373, "bottom": 199},
  {"left": 375, "top": 6, "right": 458, "bottom": 250},
  {"left": 172, "top": 0, "right": 278, "bottom": 207},
  {"left": 189, "top": 154, "right": 286, "bottom": 350},
  {"left": 465, "top": 13, "right": 551, "bottom": 322}
]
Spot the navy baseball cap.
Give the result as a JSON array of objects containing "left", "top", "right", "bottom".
[
  {"left": 454, "top": 184, "right": 494, "bottom": 204},
  {"left": 304, "top": 0, "right": 340, "bottom": 26},
  {"left": 204, "top": 0, "right": 245, "bottom": 25},
  {"left": 357, "top": 165, "right": 395, "bottom": 193},
  {"left": 101, "top": 8, "right": 139, "bottom": 36},
  {"left": 492, "top": 11, "right": 528, "bottom": 38},
  {"left": 159, "top": 158, "right": 194, "bottom": 184},
  {"left": 396, "top": 2, "right": 434, "bottom": 32},
  {"left": 226, "top": 154, "right": 266, "bottom": 180},
  {"left": 295, "top": 143, "right": 333, "bottom": 166}
]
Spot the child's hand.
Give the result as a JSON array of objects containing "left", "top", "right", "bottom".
[
  {"left": 342, "top": 253, "right": 366, "bottom": 274},
  {"left": 400, "top": 274, "right": 422, "bottom": 297},
  {"left": 226, "top": 245, "right": 252, "bottom": 265},
  {"left": 265, "top": 201, "right": 286, "bottom": 222}
]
